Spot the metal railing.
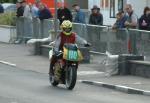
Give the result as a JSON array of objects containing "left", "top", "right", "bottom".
[
  {"left": 16, "top": 17, "right": 150, "bottom": 59},
  {"left": 72, "top": 23, "right": 129, "bottom": 55},
  {"left": 128, "top": 29, "right": 150, "bottom": 60},
  {"left": 16, "top": 17, "right": 59, "bottom": 42}
]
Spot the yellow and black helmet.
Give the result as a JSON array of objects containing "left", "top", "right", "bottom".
[{"left": 61, "top": 20, "right": 72, "bottom": 36}]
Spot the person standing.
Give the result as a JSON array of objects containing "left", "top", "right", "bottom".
[
  {"left": 16, "top": 1, "right": 24, "bottom": 17},
  {"left": 57, "top": 4, "right": 72, "bottom": 25},
  {"left": 20, "top": 0, "right": 33, "bottom": 39},
  {"left": 31, "top": 3, "right": 39, "bottom": 18},
  {"left": 124, "top": 4, "right": 138, "bottom": 29},
  {"left": 23, "top": 1, "right": 32, "bottom": 20},
  {"left": 38, "top": 3, "right": 53, "bottom": 20},
  {"left": 139, "top": 7, "right": 150, "bottom": 31},
  {"left": 124, "top": 4, "right": 138, "bottom": 54},
  {"left": 72, "top": 4, "right": 85, "bottom": 24},
  {"left": 112, "top": 11, "right": 128, "bottom": 29},
  {"left": 89, "top": 5, "right": 103, "bottom": 25}
]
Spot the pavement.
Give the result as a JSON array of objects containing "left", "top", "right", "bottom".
[{"left": 0, "top": 42, "right": 150, "bottom": 96}]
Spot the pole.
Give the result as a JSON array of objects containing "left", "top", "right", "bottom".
[{"left": 54, "top": 0, "right": 58, "bottom": 37}]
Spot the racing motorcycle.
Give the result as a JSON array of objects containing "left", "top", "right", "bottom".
[{"left": 49, "top": 43, "right": 84, "bottom": 90}]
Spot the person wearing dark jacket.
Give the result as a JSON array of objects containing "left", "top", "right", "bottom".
[
  {"left": 16, "top": 1, "right": 25, "bottom": 17},
  {"left": 89, "top": 5, "right": 103, "bottom": 25},
  {"left": 112, "top": 11, "right": 128, "bottom": 29},
  {"left": 139, "top": 6, "right": 150, "bottom": 31},
  {"left": 38, "top": 3, "right": 53, "bottom": 20},
  {"left": 0, "top": 3, "right": 4, "bottom": 13},
  {"left": 57, "top": 5, "right": 72, "bottom": 25}
]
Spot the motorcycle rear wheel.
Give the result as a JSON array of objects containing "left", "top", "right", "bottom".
[
  {"left": 65, "top": 66, "right": 77, "bottom": 90},
  {"left": 49, "top": 64, "right": 59, "bottom": 86},
  {"left": 49, "top": 74, "right": 59, "bottom": 86}
]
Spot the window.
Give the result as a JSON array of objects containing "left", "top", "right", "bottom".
[
  {"left": 109, "top": 0, "right": 124, "bottom": 18},
  {"left": 118, "top": 0, "right": 123, "bottom": 11},
  {"left": 110, "top": 0, "right": 115, "bottom": 18}
]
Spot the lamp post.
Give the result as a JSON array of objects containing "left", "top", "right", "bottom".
[{"left": 54, "top": 0, "right": 58, "bottom": 37}]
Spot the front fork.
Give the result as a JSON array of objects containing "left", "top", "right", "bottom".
[
  {"left": 62, "top": 61, "right": 78, "bottom": 84},
  {"left": 65, "top": 61, "right": 78, "bottom": 70},
  {"left": 64, "top": 61, "right": 78, "bottom": 79}
]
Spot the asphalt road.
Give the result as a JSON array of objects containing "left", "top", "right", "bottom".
[{"left": 0, "top": 63, "right": 150, "bottom": 103}]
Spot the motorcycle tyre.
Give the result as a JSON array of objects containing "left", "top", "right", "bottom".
[
  {"left": 49, "top": 64, "right": 59, "bottom": 86},
  {"left": 65, "top": 66, "right": 77, "bottom": 90}
]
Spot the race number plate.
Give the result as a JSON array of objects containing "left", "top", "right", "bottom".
[{"left": 67, "top": 50, "right": 78, "bottom": 61}]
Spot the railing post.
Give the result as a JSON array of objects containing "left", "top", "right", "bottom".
[
  {"left": 107, "top": 26, "right": 111, "bottom": 54},
  {"left": 125, "top": 29, "right": 130, "bottom": 54},
  {"left": 33, "top": 18, "right": 41, "bottom": 39},
  {"left": 54, "top": 0, "right": 58, "bottom": 36}
]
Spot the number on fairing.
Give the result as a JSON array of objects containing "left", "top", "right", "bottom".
[{"left": 68, "top": 50, "right": 78, "bottom": 60}]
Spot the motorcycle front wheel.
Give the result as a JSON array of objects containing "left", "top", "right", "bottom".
[{"left": 65, "top": 66, "right": 77, "bottom": 90}]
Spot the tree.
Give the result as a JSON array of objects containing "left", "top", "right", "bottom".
[{"left": 1, "top": 0, "right": 17, "bottom": 3}]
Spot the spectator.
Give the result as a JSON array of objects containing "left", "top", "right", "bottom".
[
  {"left": 139, "top": 6, "right": 150, "bottom": 31},
  {"left": 112, "top": 11, "right": 128, "bottom": 29},
  {"left": 38, "top": 3, "right": 53, "bottom": 20},
  {"left": 16, "top": 1, "right": 24, "bottom": 17},
  {"left": 0, "top": 3, "right": 4, "bottom": 13},
  {"left": 57, "top": 3, "right": 72, "bottom": 25},
  {"left": 72, "top": 4, "right": 85, "bottom": 24},
  {"left": 89, "top": 5, "right": 103, "bottom": 25},
  {"left": 23, "top": 1, "right": 32, "bottom": 20},
  {"left": 148, "top": 12, "right": 150, "bottom": 29},
  {"left": 31, "top": 3, "right": 39, "bottom": 18},
  {"left": 124, "top": 4, "right": 138, "bottom": 29}
]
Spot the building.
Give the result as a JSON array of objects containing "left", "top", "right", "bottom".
[{"left": 65, "top": 0, "right": 150, "bottom": 25}]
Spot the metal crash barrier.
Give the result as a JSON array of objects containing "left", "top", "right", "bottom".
[
  {"left": 107, "top": 28, "right": 129, "bottom": 55},
  {"left": 73, "top": 23, "right": 129, "bottom": 54},
  {"left": 16, "top": 18, "right": 150, "bottom": 59},
  {"left": 86, "top": 25, "right": 108, "bottom": 53},
  {"left": 72, "top": 23, "right": 87, "bottom": 40},
  {"left": 16, "top": 17, "right": 59, "bottom": 42},
  {"left": 16, "top": 17, "right": 24, "bottom": 42},
  {"left": 128, "top": 29, "right": 150, "bottom": 60},
  {"left": 32, "top": 18, "right": 40, "bottom": 39}
]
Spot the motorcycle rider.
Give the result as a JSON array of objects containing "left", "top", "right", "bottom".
[{"left": 49, "top": 20, "right": 90, "bottom": 75}]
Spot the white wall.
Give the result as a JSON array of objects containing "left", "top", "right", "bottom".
[
  {"left": 0, "top": 27, "right": 14, "bottom": 43},
  {"left": 88, "top": 0, "right": 101, "bottom": 10},
  {"left": 101, "top": 0, "right": 118, "bottom": 26},
  {"left": 147, "top": 0, "right": 150, "bottom": 6},
  {"left": 101, "top": 10, "right": 116, "bottom": 26}
]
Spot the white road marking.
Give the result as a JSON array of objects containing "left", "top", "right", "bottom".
[
  {"left": 77, "top": 71, "right": 104, "bottom": 75},
  {"left": 0, "top": 61, "right": 16, "bottom": 67},
  {"left": 133, "top": 82, "right": 142, "bottom": 85}
]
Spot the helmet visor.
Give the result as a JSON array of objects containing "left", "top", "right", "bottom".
[{"left": 63, "top": 28, "right": 72, "bottom": 33}]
